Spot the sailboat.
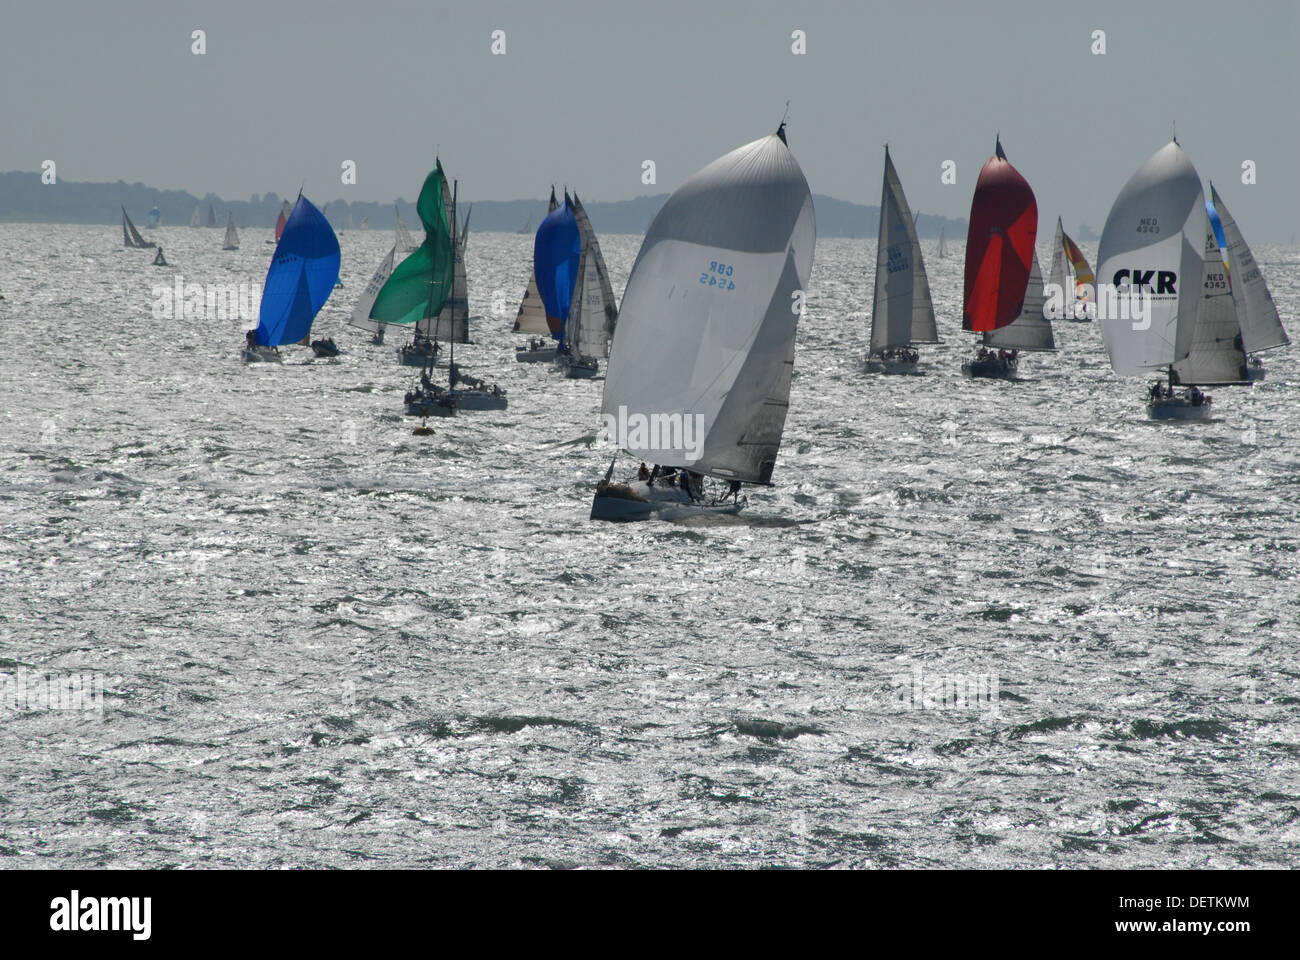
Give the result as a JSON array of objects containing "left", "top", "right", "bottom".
[
  {"left": 960, "top": 138, "right": 1037, "bottom": 379},
  {"left": 554, "top": 192, "right": 618, "bottom": 378},
  {"left": 121, "top": 206, "right": 156, "bottom": 248},
  {"left": 514, "top": 188, "right": 561, "bottom": 362},
  {"left": 1208, "top": 184, "right": 1288, "bottom": 380},
  {"left": 348, "top": 206, "right": 418, "bottom": 345},
  {"left": 152, "top": 246, "right": 167, "bottom": 267},
  {"left": 865, "top": 145, "right": 938, "bottom": 374},
  {"left": 516, "top": 217, "right": 533, "bottom": 235},
  {"left": 590, "top": 122, "right": 816, "bottom": 522},
  {"left": 147, "top": 206, "right": 161, "bottom": 229},
  {"left": 1046, "top": 217, "right": 1096, "bottom": 321},
  {"left": 206, "top": 201, "right": 216, "bottom": 227},
  {"left": 222, "top": 212, "right": 239, "bottom": 250},
  {"left": 189, "top": 204, "right": 201, "bottom": 228},
  {"left": 267, "top": 199, "right": 292, "bottom": 244},
  {"left": 1097, "top": 140, "right": 1219, "bottom": 420},
  {"left": 241, "top": 194, "right": 340, "bottom": 363},
  {"left": 980, "top": 249, "right": 1054, "bottom": 357}
]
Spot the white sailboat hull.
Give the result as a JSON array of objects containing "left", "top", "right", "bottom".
[
  {"left": 397, "top": 340, "right": 439, "bottom": 366},
  {"left": 452, "top": 389, "right": 508, "bottom": 411},
  {"left": 864, "top": 355, "right": 921, "bottom": 375},
  {"left": 590, "top": 479, "right": 746, "bottom": 523},
  {"left": 962, "top": 356, "right": 1018, "bottom": 380},
  {"left": 1247, "top": 361, "right": 1266, "bottom": 382},
  {"left": 404, "top": 392, "right": 457, "bottom": 418}
]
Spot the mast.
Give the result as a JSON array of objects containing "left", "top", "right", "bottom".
[{"left": 448, "top": 179, "right": 458, "bottom": 388}]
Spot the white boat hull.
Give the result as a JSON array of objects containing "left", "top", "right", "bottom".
[
  {"left": 1247, "top": 365, "right": 1266, "bottom": 382},
  {"left": 590, "top": 479, "right": 745, "bottom": 523},
  {"left": 559, "top": 355, "right": 599, "bottom": 379},
  {"left": 405, "top": 394, "right": 457, "bottom": 417},
  {"left": 397, "top": 342, "right": 439, "bottom": 366}
]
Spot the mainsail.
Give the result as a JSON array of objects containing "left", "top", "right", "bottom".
[
  {"left": 534, "top": 192, "right": 581, "bottom": 341},
  {"left": 190, "top": 205, "right": 201, "bottom": 227},
  {"left": 368, "top": 165, "right": 454, "bottom": 330},
  {"left": 252, "top": 195, "right": 340, "bottom": 347},
  {"left": 984, "top": 252, "right": 1053, "bottom": 351},
  {"left": 1097, "top": 141, "right": 1207, "bottom": 377},
  {"left": 396, "top": 204, "right": 417, "bottom": 253},
  {"left": 121, "top": 206, "right": 155, "bottom": 248},
  {"left": 1210, "top": 184, "right": 1289, "bottom": 354},
  {"left": 274, "top": 200, "right": 292, "bottom": 240},
  {"left": 869, "top": 145, "right": 937, "bottom": 354},
  {"left": 568, "top": 192, "right": 619, "bottom": 359},
  {"left": 222, "top": 212, "right": 239, "bottom": 250},
  {"left": 938, "top": 227, "right": 947, "bottom": 259},
  {"left": 1048, "top": 216, "right": 1097, "bottom": 319},
  {"left": 963, "top": 138, "right": 1037, "bottom": 333},
  {"left": 418, "top": 168, "right": 470, "bottom": 343},
  {"left": 348, "top": 246, "right": 396, "bottom": 334},
  {"left": 601, "top": 130, "right": 817, "bottom": 484},
  {"left": 1171, "top": 226, "right": 1248, "bottom": 385},
  {"left": 513, "top": 188, "right": 559, "bottom": 334},
  {"left": 206, "top": 202, "right": 216, "bottom": 227},
  {"left": 147, "top": 207, "right": 160, "bottom": 229}
]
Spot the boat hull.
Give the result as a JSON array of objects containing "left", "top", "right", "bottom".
[
  {"left": 397, "top": 342, "right": 439, "bottom": 366},
  {"left": 516, "top": 345, "right": 557, "bottom": 363},
  {"left": 590, "top": 479, "right": 745, "bottom": 523},
  {"left": 404, "top": 395, "right": 457, "bottom": 418},
  {"left": 1147, "top": 398, "right": 1213, "bottom": 421},
  {"left": 311, "top": 339, "right": 341, "bottom": 358},
  {"left": 865, "top": 356, "right": 920, "bottom": 375},
  {"left": 452, "top": 390, "right": 507, "bottom": 411},
  {"left": 241, "top": 346, "right": 281, "bottom": 364},
  {"left": 560, "top": 355, "right": 599, "bottom": 379},
  {"left": 962, "top": 358, "right": 1017, "bottom": 380},
  {"left": 1247, "top": 364, "right": 1266, "bottom": 382}
]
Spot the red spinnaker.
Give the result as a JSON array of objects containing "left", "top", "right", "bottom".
[
  {"left": 962, "top": 142, "right": 1038, "bottom": 332},
  {"left": 275, "top": 201, "right": 291, "bottom": 240}
]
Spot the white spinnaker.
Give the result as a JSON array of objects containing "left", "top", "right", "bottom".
[
  {"left": 222, "top": 212, "right": 239, "bottom": 250},
  {"left": 348, "top": 246, "right": 396, "bottom": 333},
  {"left": 1171, "top": 227, "right": 1247, "bottom": 384},
  {"left": 1047, "top": 217, "right": 1073, "bottom": 317},
  {"left": 984, "top": 252, "right": 1053, "bottom": 351},
  {"left": 571, "top": 195, "right": 618, "bottom": 359},
  {"left": 1210, "top": 184, "right": 1289, "bottom": 353},
  {"left": 1097, "top": 141, "right": 1207, "bottom": 377},
  {"left": 601, "top": 133, "right": 816, "bottom": 484},
  {"left": 869, "top": 147, "right": 936, "bottom": 354}
]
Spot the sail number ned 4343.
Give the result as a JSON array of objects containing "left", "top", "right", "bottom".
[{"left": 700, "top": 260, "right": 736, "bottom": 291}]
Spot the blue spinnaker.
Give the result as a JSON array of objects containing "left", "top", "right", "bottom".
[
  {"left": 255, "top": 195, "right": 341, "bottom": 346},
  {"left": 533, "top": 193, "right": 581, "bottom": 341},
  {"left": 1206, "top": 196, "right": 1228, "bottom": 262}
]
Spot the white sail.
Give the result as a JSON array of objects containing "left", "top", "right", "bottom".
[
  {"left": 1046, "top": 217, "right": 1072, "bottom": 318},
  {"left": 938, "top": 228, "right": 947, "bottom": 259},
  {"left": 395, "top": 205, "right": 417, "bottom": 253},
  {"left": 1097, "top": 141, "right": 1207, "bottom": 377},
  {"left": 984, "top": 251, "right": 1053, "bottom": 351},
  {"left": 222, "top": 212, "right": 239, "bottom": 250},
  {"left": 349, "top": 246, "right": 396, "bottom": 333},
  {"left": 869, "top": 146, "right": 936, "bottom": 354},
  {"left": 1171, "top": 226, "right": 1248, "bottom": 385},
  {"left": 569, "top": 194, "right": 618, "bottom": 359},
  {"left": 601, "top": 132, "right": 816, "bottom": 484},
  {"left": 189, "top": 205, "right": 201, "bottom": 228},
  {"left": 1210, "top": 184, "right": 1289, "bottom": 353},
  {"left": 421, "top": 175, "right": 470, "bottom": 343}
]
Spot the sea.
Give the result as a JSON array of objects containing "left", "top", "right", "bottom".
[{"left": 1, "top": 223, "right": 1297, "bottom": 868}]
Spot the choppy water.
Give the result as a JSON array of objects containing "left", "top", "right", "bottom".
[{"left": 2, "top": 223, "right": 1298, "bottom": 868}]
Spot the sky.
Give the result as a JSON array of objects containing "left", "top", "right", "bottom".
[{"left": 3, "top": 0, "right": 1297, "bottom": 239}]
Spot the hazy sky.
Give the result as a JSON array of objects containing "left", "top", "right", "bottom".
[{"left": 4, "top": 0, "right": 1297, "bottom": 238}]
